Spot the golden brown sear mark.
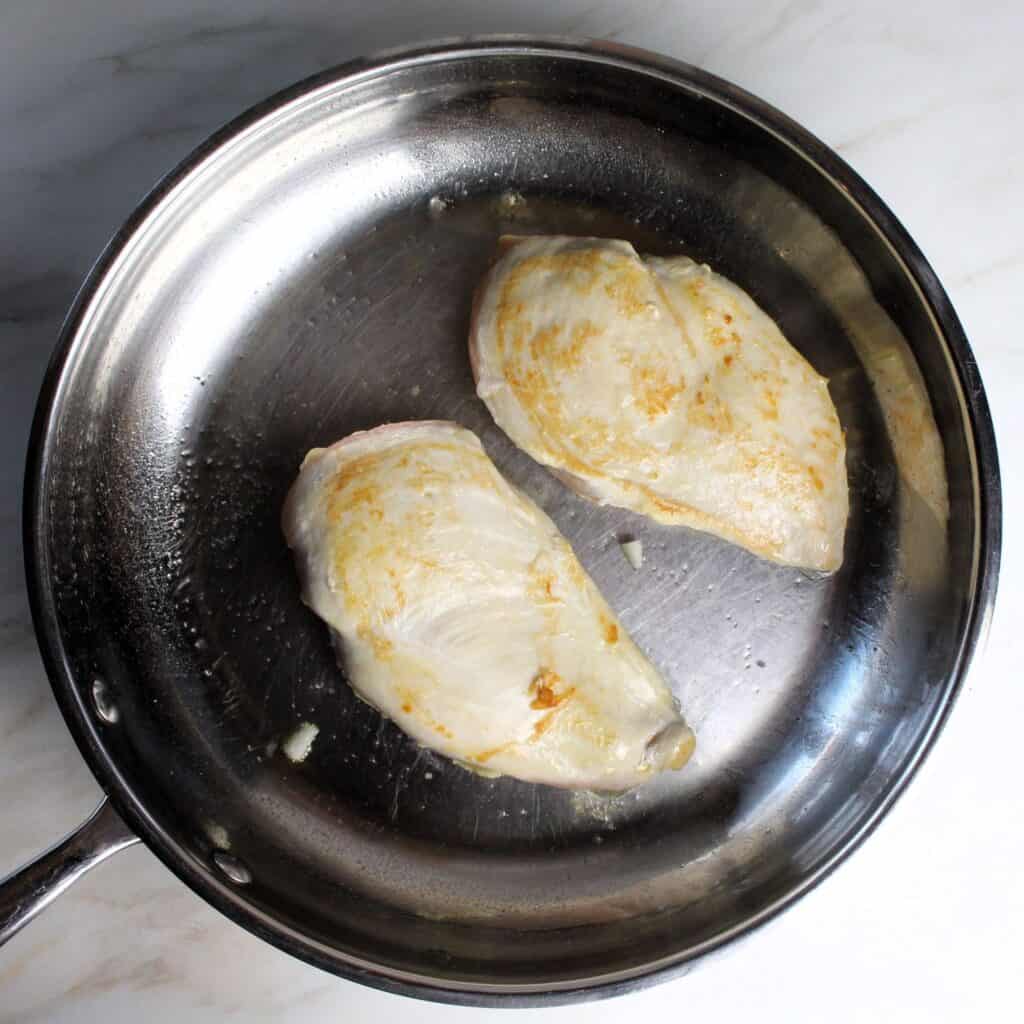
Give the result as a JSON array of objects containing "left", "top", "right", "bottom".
[
  {"left": 599, "top": 613, "right": 619, "bottom": 645},
  {"left": 528, "top": 667, "right": 575, "bottom": 710}
]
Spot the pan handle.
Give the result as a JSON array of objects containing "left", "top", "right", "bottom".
[{"left": 0, "top": 798, "right": 139, "bottom": 946}]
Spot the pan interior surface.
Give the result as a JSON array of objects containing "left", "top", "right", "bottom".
[{"left": 36, "top": 46, "right": 983, "bottom": 995}]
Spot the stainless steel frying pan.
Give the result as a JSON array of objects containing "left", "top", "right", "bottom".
[{"left": 0, "top": 38, "right": 1000, "bottom": 1004}]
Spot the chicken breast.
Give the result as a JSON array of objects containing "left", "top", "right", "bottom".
[
  {"left": 470, "top": 236, "right": 848, "bottom": 571},
  {"left": 282, "top": 421, "right": 694, "bottom": 791}
]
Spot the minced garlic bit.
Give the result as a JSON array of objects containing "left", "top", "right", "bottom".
[
  {"left": 282, "top": 722, "right": 320, "bottom": 763},
  {"left": 619, "top": 537, "right": 643, "bottom": 570}
]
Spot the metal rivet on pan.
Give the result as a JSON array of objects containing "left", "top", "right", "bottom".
[
  {"left": 91, "top": 678, "right": 119, "bottom": 724},
  {"left": 213, "top": 851, "right": 252, "bottom": 885}
]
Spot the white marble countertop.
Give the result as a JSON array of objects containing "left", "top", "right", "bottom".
[{"left": 1, "top": 1, "right": 1021, "bottom": 1020}]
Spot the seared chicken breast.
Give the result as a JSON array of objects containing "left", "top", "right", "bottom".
[
  {"left": 282, "top": 421, "right": 694, "bottom": 791},
  {"left": 470, "top": 236, "right": 848, "bottom": 571}
]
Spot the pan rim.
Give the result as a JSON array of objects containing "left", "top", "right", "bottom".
[{"left": 22, "top": 35, "right": 1001, "bottom": 1006}]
